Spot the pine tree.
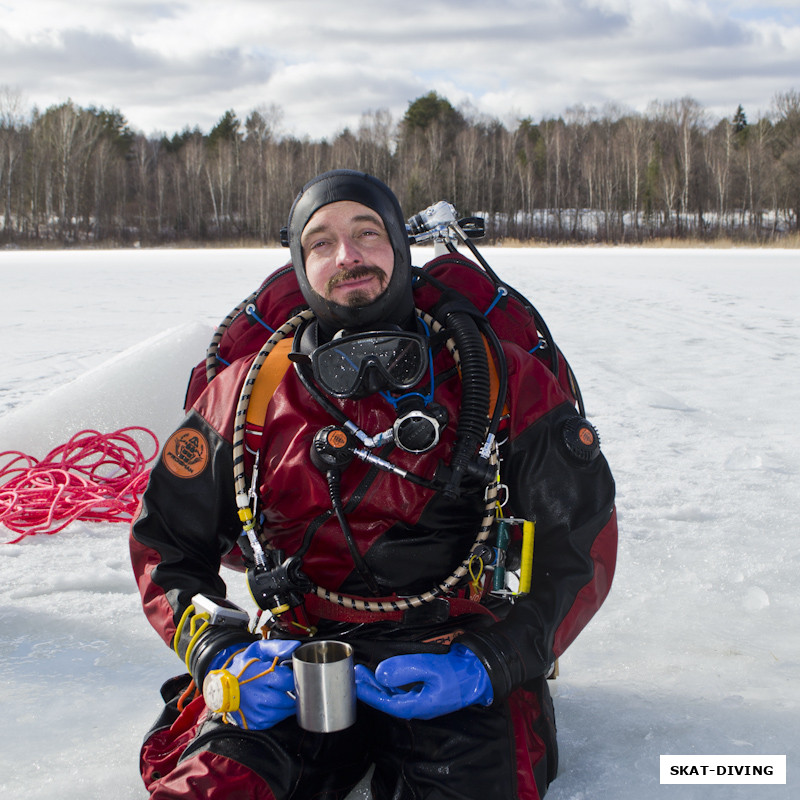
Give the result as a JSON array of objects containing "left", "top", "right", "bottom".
[{"left": 733, "top": 105, "right": 748, "bottom": 133}]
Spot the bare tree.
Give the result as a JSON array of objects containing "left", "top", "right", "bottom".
[
  {"left": 34, "top": 101, "right": 103, "bottom": 240},
  {"left": 0, "top": 86, "right": 27, "bottom": 238},
  {"left": 356, "top": 109, "right": 395, "bottom": 183},
  {"left": 705, "top": 117, "right": 733, "bottom": 232},
  {"left": 179, "top": 133, "right": 206, "bottom": 239},
  {"left": 621, "top": 112, "right": 646, "bottom": 236},
  {"left": 2, "top": 90, "right": 800, "bottom": 246},
  {"left": 243, "top": 104, "right": 284, "bottom": 241},
  {"left": 773, "top": 90, "right": 800, "bottom": 230}
]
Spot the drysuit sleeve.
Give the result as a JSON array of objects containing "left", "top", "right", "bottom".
[
  {"left": 458, "top": 397, "right": 617, "bottom": 701},
  {"left": 129, "top": 407, "right": 242, "bottom": 662}
]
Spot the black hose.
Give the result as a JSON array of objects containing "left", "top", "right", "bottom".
[
  {"left": 440, "top": 308, "right": 491, "bottom": 498},
  {"left": 291, "top": 318, "right": 351, "bottom": 427},
  {"left": 327, "top": 468, "right": 382, "bottom": 596}
]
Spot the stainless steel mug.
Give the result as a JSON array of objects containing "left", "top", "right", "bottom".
[{"left": 292, "top": 640, "right": 356, "bottom": 733}]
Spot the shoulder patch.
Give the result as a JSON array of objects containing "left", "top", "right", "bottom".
[{"left": 162, "top": 427, "right": 210, "bottom": 478}]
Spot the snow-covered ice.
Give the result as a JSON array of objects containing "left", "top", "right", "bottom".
[{"left": 1, "top": 246, "right": 798, "bottom": 799}]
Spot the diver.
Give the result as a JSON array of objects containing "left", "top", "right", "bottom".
[{"left": 130, "top": 169, "right": 618, "bottom": 799}]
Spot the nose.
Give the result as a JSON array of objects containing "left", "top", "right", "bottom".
[{"left": 335, "top": 237, "right": 362, "bottom": 267}]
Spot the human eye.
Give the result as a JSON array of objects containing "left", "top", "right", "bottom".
[
  {"left": 357, "top": 223, "right": 386, "bottom": 242},
  {"left": 304, "top": 235, "right": 332, "bottom": 253}
]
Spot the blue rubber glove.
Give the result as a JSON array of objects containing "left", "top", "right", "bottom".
[
  {"left": 355, "top": 644, "right": 493, "bottom": 720},
  {"left": 203, "top": 639, "right": 300, "bottom": 730}
]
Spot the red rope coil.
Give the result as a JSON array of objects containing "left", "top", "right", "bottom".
[{"left": 0, "top": 427, "right": 159, "bottom": 543}]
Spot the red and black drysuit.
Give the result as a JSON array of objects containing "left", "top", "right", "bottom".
[{"left": 130, "top": 322, "right": 617, "bottom": 800}]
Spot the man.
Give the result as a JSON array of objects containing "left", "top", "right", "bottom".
[
  {"left": 131, "top": 170, "right": 617, "bottom": 799},
  {"left": 300, "top": 199, "right": 394, "bottom": 307}
]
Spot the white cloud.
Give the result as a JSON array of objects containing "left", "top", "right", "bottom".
[{"left": 1, "top": 0, "right": 798, "bottom": 138}]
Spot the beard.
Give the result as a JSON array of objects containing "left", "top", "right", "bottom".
[{"left": 325, "top": 265, "right": 388, "bottom": 307}]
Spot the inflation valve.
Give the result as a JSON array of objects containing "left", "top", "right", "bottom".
[{"left": 561, "top": 416, "right": 600, "bottom": 462}]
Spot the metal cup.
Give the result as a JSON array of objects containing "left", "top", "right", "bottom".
[{"left": 292, "top": 640, "right": 356, "bottom": 733}]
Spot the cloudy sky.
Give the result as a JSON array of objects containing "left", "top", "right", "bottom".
[{"left": 2, "top": 0, "right": 799, "bottom": 139}]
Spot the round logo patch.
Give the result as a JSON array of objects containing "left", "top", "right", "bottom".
[
  {"left": 162, "top": 428, "right": 210, "bottom": 478},
  {"left": 326, "top": 428, "right": 349, "bottom": 449}
]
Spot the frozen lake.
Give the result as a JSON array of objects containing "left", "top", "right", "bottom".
[{"left": 1, "top": 245, "right": 798, "bottom": 798}]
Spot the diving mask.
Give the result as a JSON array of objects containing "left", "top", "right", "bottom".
[{"left": 311, "top": 330, "right": 430, "bottom": 398}]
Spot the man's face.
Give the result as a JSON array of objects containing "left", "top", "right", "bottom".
[{"left": 301, "top": 200, "right": 395, "bottom": 308}]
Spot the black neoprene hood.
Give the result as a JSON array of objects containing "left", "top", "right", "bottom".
[{"left": 287, "top": 170, "right": 414, "bottom": 336}]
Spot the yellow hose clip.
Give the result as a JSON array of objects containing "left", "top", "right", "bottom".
[{"left": 238, "top": 505, "right": 256, "bottom": 533}]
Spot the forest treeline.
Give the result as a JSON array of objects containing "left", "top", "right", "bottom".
[{"left": 1, "top": 87, "right": 799, "bottom": 246}]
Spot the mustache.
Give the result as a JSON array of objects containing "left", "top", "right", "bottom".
[{"left": 325, "top": 265, "right": 388, "bottom": 293}]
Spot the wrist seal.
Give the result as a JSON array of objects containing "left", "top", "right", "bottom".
[
  {"left": 188, "top": 626, "right": 258, "bottom": 685},
  {"left": 455, "top": 629, "right": 529, "bottom": 702}
]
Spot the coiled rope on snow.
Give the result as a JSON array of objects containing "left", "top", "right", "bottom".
[{"left": 0, "top": 427, "right": 158, "bottom": 543}]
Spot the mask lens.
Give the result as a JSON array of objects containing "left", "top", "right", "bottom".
[{"left": 312, "top": 332, "right": 428, "bottom": 397}]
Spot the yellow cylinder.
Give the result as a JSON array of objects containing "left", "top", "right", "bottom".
[{"left": 518, "top": 519, "right": 535, "bottom": 594}]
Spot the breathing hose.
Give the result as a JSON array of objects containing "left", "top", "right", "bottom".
[{"left": 437, "top": 307, "right": 492, "bottom": 498}]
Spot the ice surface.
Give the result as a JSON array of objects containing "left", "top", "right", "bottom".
[{"left": 1, "top": 246, "right": 797, "bottom": 798}]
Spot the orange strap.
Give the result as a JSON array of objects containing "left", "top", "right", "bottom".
[
  {"left": 244, "top": 339, "right": 294, "bottom": 453},
  {"left": 484, "top": 336, "right": 509, "bottom": 416}
]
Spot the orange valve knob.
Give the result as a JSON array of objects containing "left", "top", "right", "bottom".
[{"left": 310, "top": 426, "right": 356, "bottom": 471}]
